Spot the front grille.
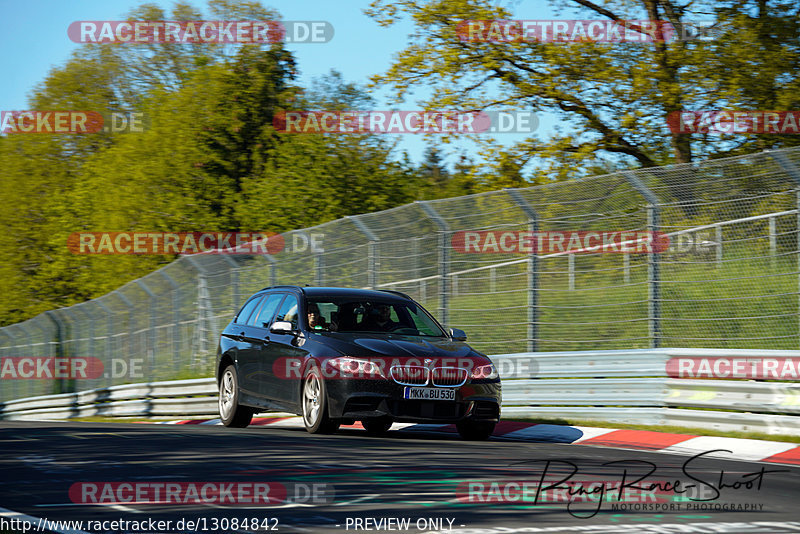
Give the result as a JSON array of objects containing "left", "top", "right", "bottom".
[
  {"left": 390, "top": 365, "right": 469, "bottom": 387},
  {"left": 390, "top": 365, "right": 429, "bottom": 386},
  {"left": 431, "top": 367, "right": 468, "bottom": 387}
]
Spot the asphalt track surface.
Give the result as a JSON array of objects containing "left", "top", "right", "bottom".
[{"left": 1, "top": 421, "right": 799, "bottom": 534}]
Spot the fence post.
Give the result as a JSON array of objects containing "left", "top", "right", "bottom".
[
  {"left": 186, "top": 256, "right": 219, "bottom": 367},
  {"left": 715, "top": 225, "right": 723, "bottom": 266},
  {"left": 506, "top": 188, "right": 540, "bottom": 352},
  {"left": 623, "top": 172, "right": 661, "bottom": 349},
  {"left": 768, "top": 150, "right": 800, "bottom": 347},
  {"left": 347, "top": 215, "right": 380, "bottom": 289},
  {"left": 769, "top": 215, "right": 777, "bottom": 265},
  {"left": 417, "top": 201, "right": 450, "bottom": 327},
  {"left": 113, "top": 291, "right": 136, "bottom": 372},
  {"left": 568, "top": 254, "right": 575, "bottom": 290},
  {"left": 219, "top": 256, "right": 240, "bottom": 310},
  {"left": 159, "top": 272, "right": 182, "bottom": 372},
  {"left": 43, "top": 311, "right": 68, "bottom": 394},
  {"left": 136, "top": 280, "right": 157, "bottom": 379},
  {"left": 264, "top": 254, "right": 277, "bottom": 286},
  {"left": 74, "top": 304, "right": 96, "bottom": 384},
  {"left": 623, "top": 253, "right": 630, "bottom": 284},
  {"left": 95, "top": 301, "right": 114, "bottom": 384}
]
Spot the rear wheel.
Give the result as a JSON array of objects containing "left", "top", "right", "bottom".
[
  {"left": 302, "top": 365, "right": 339, "bottom": 434},
  {"left": 219, "top": 365, "right": 253, "bottom": 428},
  {"left": 456, "top": 420, "right": 495, "bottom": 440},
  {"left": 362, "top": 417, "right": 393, "bottom": 435}
]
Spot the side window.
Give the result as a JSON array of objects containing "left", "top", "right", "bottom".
[
  {"left": 274, "top": 294, "right": 299, "bottom": 330},
  {"left": 235, "top": 295, "right": 263, "bottom": 324},
  {"left": 247, "top": 293, "right": 284, "bottom": 327}
]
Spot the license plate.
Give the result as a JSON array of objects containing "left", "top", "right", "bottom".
[{"left": 403, "top": 387, "right": 456, "bottom": 401}]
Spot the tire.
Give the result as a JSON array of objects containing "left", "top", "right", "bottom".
[
  {"left": 302, "top": 364, "right": 339, "bottom": 434},
  {"left": 362, "top": 417, "right": 393, "bottom": 435},
  {"left": 219, "top": 365, "right": 253, "bottom": 428},
  {"left": 456, "top": 420, "right": 495, "bottom": 441}
]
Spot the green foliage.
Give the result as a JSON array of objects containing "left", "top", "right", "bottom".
[
  {"left": 0, "top": 1, "right": 462, "bottom": 326},
  {"left": 366, "top": 0, "right": 800, "bottom": 174}
]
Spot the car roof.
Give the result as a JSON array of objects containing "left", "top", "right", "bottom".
[{"left": 258, "top": 286, "right": 412, "bottom": 300}]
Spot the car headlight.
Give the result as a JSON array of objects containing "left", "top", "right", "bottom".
[
  {"left": 472, "top": 363, "right": 499, "bottom": 380},
  {"left": 326, "top": 357, "right": 385, "bottom": 379}
]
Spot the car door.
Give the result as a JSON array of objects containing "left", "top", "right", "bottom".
[
  {"left": 231, "top": 294, "right": 264, "bottom": 395},
  {"left": 242, "top": 292, "right": 285, "bottom": 400},
  {"left": 261, "top": 293, "right": 307, "bottom": 406}
]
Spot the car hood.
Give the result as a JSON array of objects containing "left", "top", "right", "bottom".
[{"left": 309, "top": 332, "right": 490, "bottom": 364}]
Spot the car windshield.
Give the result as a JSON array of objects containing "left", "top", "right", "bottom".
[{"left": 305, "top": 297, "right": 447, "bottom": 337}]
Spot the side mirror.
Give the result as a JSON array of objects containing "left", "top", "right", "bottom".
[
  {"left": 449, "top": 328, "right": 467, "bottom": 341},
  {"left": 270, "top": 321, "right": 295, "bottom": 335}
]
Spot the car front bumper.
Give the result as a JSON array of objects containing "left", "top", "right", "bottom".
[{"left": 325, "top": 378, "right": 501, "bottom": 423}]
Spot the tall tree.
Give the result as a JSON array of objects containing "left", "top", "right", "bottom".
[{"left": 365, "top": 0, "right": 800, "bottom": 175}]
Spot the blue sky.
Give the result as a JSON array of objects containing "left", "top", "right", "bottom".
[{"left": 0, "top": 0, "right": 564, "bottom": 165}]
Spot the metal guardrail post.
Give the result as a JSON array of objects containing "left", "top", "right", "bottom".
[
  {"left": 506, "top": 188, "right": 540, "bottom": 352},
  {"left": 159, "top": 272, "right": 182, "bottom": 371},
  {"left": 623, "top": 171, "right": 662, "bottom": 349},
  {"left": 136, "top": 280, "right": 157, "bottom": 378},
  {"left": 347, "top": 215, "right": 380, "bottom": 289},
  {"left": 416, "top": 201, "right": 450, "bottom": 327},
  {"left": 768, "top": 150, "right": 800, "bottom": 347}
]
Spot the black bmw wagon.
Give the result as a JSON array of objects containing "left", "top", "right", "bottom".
[{"left": 215, "top": 286, "right": 501, "bottom": 439}]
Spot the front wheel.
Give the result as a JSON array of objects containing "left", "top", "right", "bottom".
[
  {"left": 456, "top": 420, "right": 495, "bottom": 440},
  {"left": 219, "top": 365, "right": 253, "bottom": 428},
  {"left": 302, "top": 365, "right": 339, "bottom": 434}
]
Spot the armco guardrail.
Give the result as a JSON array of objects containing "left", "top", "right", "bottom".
[
  {"left": 496, "top": 348, "right": 800, "bottom": 435},
  {"left": 2, "top": 348, "right": 798, "bottom": 436},
  {"left": 0, "top": 378, "right": 218, "bottom": 420}
]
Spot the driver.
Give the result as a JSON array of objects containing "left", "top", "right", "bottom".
[
  {"left": 363, "top": 304, "right": 399, "bottom": 331},
  {"left": 307, "top": 304, "right": 329, "bottom": 330}
]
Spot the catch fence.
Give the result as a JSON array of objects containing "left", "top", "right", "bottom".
[{"left": 2, "top": 147, "right": 800, "bottom": 402}]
